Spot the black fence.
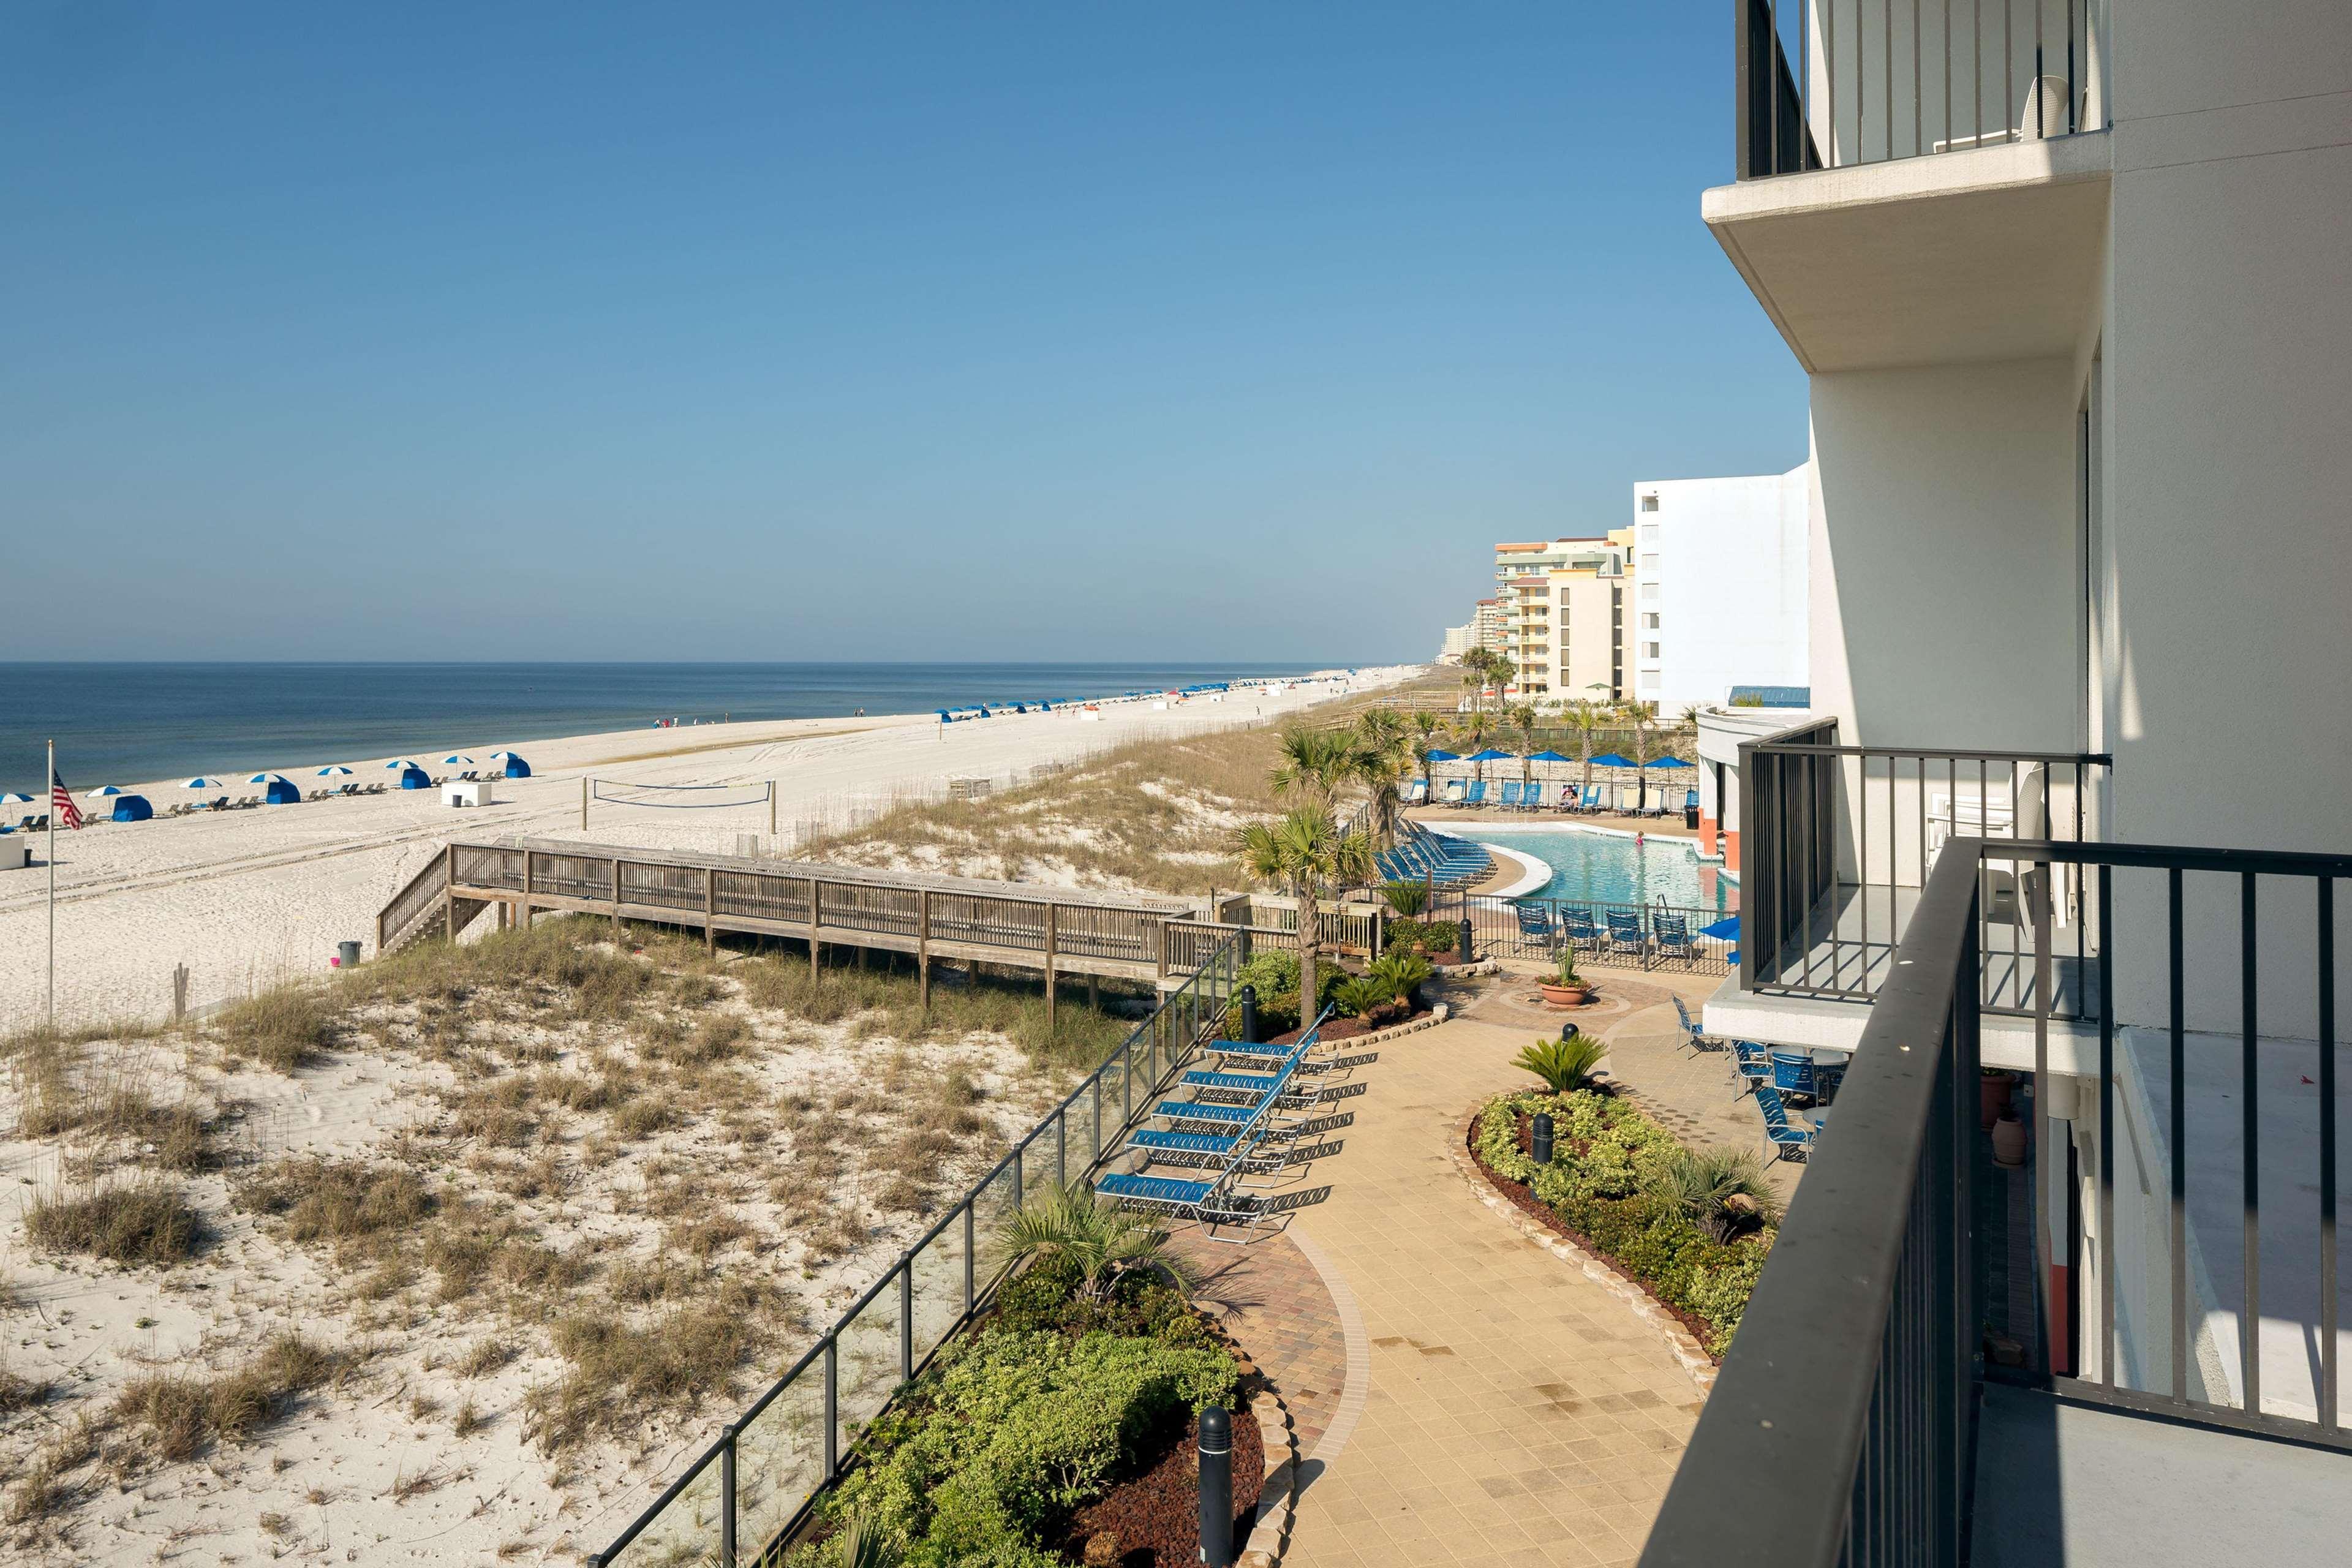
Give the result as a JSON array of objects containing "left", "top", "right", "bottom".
[
  {"left": 1435, "top": 891, "right": 1737, "bottom": 978},
  {"left": 585, "top": 937, "right": 1240, "bottom": 1567},
  {"left": 1740, "top": 720, "right": 2110, "bottom": 1017},
  {"left": 1736, "top": 0, "right": 2103, "bottom": 180},
  {"left": 1641, "top": 836, "right": 2352, "bottom": 1568}
]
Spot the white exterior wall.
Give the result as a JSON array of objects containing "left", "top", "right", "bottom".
[{"left": 1634, "top": 466, "right": 1809, "bottom": 712}]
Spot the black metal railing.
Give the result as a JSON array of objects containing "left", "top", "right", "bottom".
[
  {"left": 1642, "top": 836, "right": 2351, "bottom": 1568},
  {"left": 584, "top": 935, "right": 1241, "bottom": 1567},
  {"left": 1434, "top": 891, "right": 1738, "bottom": 979},
  {"left": 1735, "top": 0, "right": 2104, "bottom": 180},
  {"left": 1739, "top": 720, "right": 2110, "bottom": 1016}
]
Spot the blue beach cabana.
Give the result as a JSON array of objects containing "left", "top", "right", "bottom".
[
  {"left": 489, "top": 751, "right": 531, "bottom": 778},
  {"left": 388, "top": 759, "right": 432, "bottom": 790},
  {"left": 108, "top": 793, "right": 154, "bottom": 822},
  {"left": 250, "top": 772, "right": 301, "bottom": 805}
]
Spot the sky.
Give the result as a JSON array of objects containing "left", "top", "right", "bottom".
[{"left": 1, "top": 2, "right": 1806, "bottom": 664}]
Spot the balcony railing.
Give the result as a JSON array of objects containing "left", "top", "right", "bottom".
[
  {"left": 1735, "top": 0, "right": 2107, "bottom": 180},
  {"left": 1641, "top": 836, "right": 2352, "bottom": 1568},
  {"left": 1738, "top": 718, "right": 2110, "bottom": 1016}
]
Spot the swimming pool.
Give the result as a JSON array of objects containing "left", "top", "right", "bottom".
[{"left": 1447, "top": 827, "right": 1737, "bottom": 913}]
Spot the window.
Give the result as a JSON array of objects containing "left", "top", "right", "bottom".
[
  {"left": 1640, "top": 495, "right": 1659, "bottom": 512},
  {"left": 1640, "top": 582, "right": 1659, "bottom": 601},
  {"left": 1640, "top": 524, "right": 1659, "bottom": 546},
  {"left": 1645, "top": 642, "right": 1660, "bottom": 659},
  {"left": 1640, "top": 671, "right": 1661, "bottom": 692},
  {"left": 1644, "top": 613, "right": 1659, "bottom": 630},
  {"left": 1640, "top": 553, "right": 1659, "bottom": 573}
]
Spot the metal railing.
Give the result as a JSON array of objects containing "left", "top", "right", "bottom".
[
  {"left": 1641, "top": 836, "right": 2352, "bottom": 1568},
  {"left": 377, "top": 851, "right": 452, "bottom": 952},
  {"left": 1436, "top": 891, "right": 1738, "bottom": 978},
  {"left": 587, "top": 933, "right": 1242, "bottom": 1567},
  {"left": 1736, "top": 0, "right": 2106, "bottom": 180},
  {"left": 1739, "top": 720, "right": 2109, "bottom": 1016}
]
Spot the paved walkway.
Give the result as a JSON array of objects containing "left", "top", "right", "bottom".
[{"left": 1251, "top": 979, "right": 1710, "bottom": 1568}]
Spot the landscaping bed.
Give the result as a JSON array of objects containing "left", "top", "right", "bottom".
[
  {"left": 791, "top": 1251, "right": 1255, "bottom": 1567},
  {"left": 1466, "top": 1089, "right": 1776, "bottom": 1359}
]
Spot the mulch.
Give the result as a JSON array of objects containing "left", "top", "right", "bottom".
[
  {"left": 1266, "top": 996, "right": 1428, "bottom": 1045},
  {"left": 1054, "top": 1403, "right": 1264, "bottom": 1567},
  {"left": 1463, "top": 1104, "right": 1722, "bottom": 1362}
]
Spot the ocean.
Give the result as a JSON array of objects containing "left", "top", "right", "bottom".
[{"left": 0, "top": 662, "right": 1338, "bottom": 791}]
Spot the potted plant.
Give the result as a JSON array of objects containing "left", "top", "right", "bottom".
[
  {"left": 1980, "top": 1068, "right": 2017, "bottom": 1131},
  {"left": 1538, "top": 949, "right": 1593, "bottom": 1008}
]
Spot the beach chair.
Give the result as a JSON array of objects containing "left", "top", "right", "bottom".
[
  {"left": 1654, "top": 914, "right": 1697, "bottom": 967},
  {"left": 1464, "top": 780, "right": 1488, "bottom": 809},
  {"left": 1557, "top": 907, "right": 1601, "bottom": 954},
  {"left": 1574, "top": 784, "right": 1600, "bottom": 813},
  {"left": 1671, "top": 994, "right": 1722, "bottom": 1054},
  {"left": 1770, "top": 1049, "right": 1819, "bottom": 1103},
  {"left": 1442, "top": 779, "right": 1466, "bottom": 804},
  {"left": 1498, "top": 780, "right": 1523, "bottom": 810},
  {"left": 1755, "top": 1086, "right": 1816, "bottom": 1163},
  {"left": 1732, "top": 1039, "right": 1772, "bottom": 1096},
  {"left": 1515, "top": 902, "right": 1556, "bottom": 953},
  {"left": 1604, "top": 910, "right": 1646, "bottom": 960},
  {"left": 1401, "top": 779, "right": 1428, "bottom": 805}
]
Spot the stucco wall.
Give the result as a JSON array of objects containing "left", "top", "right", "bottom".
[
  {"left": 1809, "top": 357, "right": 2082, "bottom": 755},
  {"left": 1637, "top": 466, "right": 1809, "bottom": 711}
]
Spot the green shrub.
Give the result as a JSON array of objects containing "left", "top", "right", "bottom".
[
  {"left": 1381, "top": 880, "right": 1430, "bottom": 916},
  {"left": 1472, "top": 1090, "right": 1773, "bottom": 1357},
  {"left": 810, "top": 1327, "right": 1239, "bottom": 1565}
]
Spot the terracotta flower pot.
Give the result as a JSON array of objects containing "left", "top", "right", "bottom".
[
  {"left": 1979, "top": 1071, "right": 2016, "bottom": 1131},
  {"left": 1539, "top": 983, "right": 1592, "bottom": 1008}
]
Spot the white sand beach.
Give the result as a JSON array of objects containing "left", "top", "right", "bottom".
[{"left": 1, "top": 669, "right": 1416, "bottom": 1031}]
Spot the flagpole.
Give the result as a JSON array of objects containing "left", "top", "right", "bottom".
[{"left": 47, "top": 737, "right": 56, "bottom": 1028}]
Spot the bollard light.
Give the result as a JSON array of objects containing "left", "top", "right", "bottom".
[
  {"left": 1531, "top": 1111, "right": 1555, "bottom": 1166},
  {"left": 1457, "top": 918, "right": 1474, "bottom": 965},
  {"left": 1238, "top": 985, "right": 1259, "bottom": 1046},
  {"left": 1197, "top": 1406, "right": 1233, "bottom": 1567}
]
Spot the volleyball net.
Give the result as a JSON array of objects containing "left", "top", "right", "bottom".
[{"left": 588, "top": 777, "right": 775, "bottom": 812}]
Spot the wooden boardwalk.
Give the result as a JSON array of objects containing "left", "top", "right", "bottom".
[{"left": 379, "top": 835, "right": 1384, "bottom": 1013}]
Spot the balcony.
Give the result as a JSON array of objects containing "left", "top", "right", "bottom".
[
  {"left": 1711, "top": 1, "right": 2111, "bottom": 372},
  {"left": 1708, "top": 716, "right": 2110, "bottom": 1070},
  {"left": 1643, "top": 836, "right": 2352, "bottom": 1568}
]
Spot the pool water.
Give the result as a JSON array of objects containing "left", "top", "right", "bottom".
[{"left": 1458, "top": 828, "right": 1737, "bottom": 913}]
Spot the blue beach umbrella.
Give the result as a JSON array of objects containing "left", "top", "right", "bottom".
[
  {"left": 247, "top": 772, "right": 288, "bottom": 785},
  {"left": 1586, "top": 753, "right": 1637, "bottom": 770},
  {"left": 1, "top": 792, "right": 34, "bottom": 805},
  {"left": 1527, "top": 750, "right": 1573, "bottom": 763},
  {"left": 86, "top": 785, "right": 126, "bottom": 797},
  {"left": 1423, "top": 748, "right": 1460, "bottom": 763},
  {"left": 1466, "top": 748, "right": 1513, "bottom": 762},
  {"left": 181, "top": 777, "right": 224, "bottom": 790},
  {"left": 315, "top": 766, "right": 354, "bottom": 777},
  {"left": 1700, "top": 914, "right": 1741, "bottom": 941},
  {"left": 1644, "top": 755, "right": 1695, "bottom": 769},
  {"left": 386, "top": 758, "right": 418, "bottom": 769},
  {"left": 442, "top": 754, "right": 475, "bottom": 766}
]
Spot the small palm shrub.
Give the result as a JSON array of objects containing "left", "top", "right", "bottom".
[
  {"left": 1512, "top": 1031, "right": 1607, "bottom": 1095},
  {"left": 1332, "top": 976, "right": 1389, "bottom": 1019},
  {"left": 1551, "top": 948, "right": 1585, "bottom": 989},
  {"left": 1654, "top": 1148, "right": 1783, "bottom": 1243},
  {"left": 1381, "top": 880, "right": 1430, "bottom": 916},
  {"left": 998, "top": 1184, "right": 1189, "bottom": 1304},
  {"left": 1366, "top": 950, "right": 1433, "bottom": 1006}
]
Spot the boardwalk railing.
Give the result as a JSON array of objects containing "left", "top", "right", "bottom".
[{"left": 586, "top": 932, "right": 1242, "bottom": 1567}]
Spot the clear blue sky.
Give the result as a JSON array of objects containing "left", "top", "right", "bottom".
[{"left": 1, "top": 2, "right": 1804, "bottom": 663}]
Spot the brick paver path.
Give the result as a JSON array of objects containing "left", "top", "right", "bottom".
[
  {"left": 1167, "top": 1227, "right": 1352, "bottom": 1459},
  {"left": 1264, "top": 979, "right": 1710, "bottom": 1568}
]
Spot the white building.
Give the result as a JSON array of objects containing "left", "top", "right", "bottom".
[
  {"left": 1629, "top": 464, "right": 1809, "bottom": 710},
  {"left": 1651, "top": 4, "right": 2352, "bottom": 1561}
]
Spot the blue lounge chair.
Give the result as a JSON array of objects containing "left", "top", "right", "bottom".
[
  {"left": 1559, "top": 907, "right": 1602, "bottom": 952},
  {"left": 1442, "top": 779, "right": 1466, "bottom": 803},
  {"left": 1515, "top": 903, "right": 1555, "bottom": 949},
  {"left": 1402, "top": 780, "right": 1428, "bottom": 805},
  {"left": 1464, "top": 780, "right": 1488, "bottom": 808},
  {"left": 1604, "top": 910, "right": 1646, "bottom": 960},
  {"left": 1755, "top": 1085, "right": 1816, "bottom": 1163},
  {"left": 1577, "top": 784, "right": 1603, "bottom": 813},
  {"left": 1498, "top": 780, "right": 1521, "bottom": 809},
  {"left": 1654, "top": 914, "right": 1697, "bottom": 967}
]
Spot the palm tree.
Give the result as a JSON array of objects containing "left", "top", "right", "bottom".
[
  {"left": 1352, "top": 709, "right": 1411, "bottom": 848},
  {"left": 1619, "top": 699, "right": 1659, "bottom": 812},
  {"left": 1507, "top": 703, "right": 1539, "bottom": 797},
  {"left": 1235, "top": 804, "right": 1376, "bottom": 1026},
  {"left": 1000, "top": 1182, "right": 1191, "bottom": 1302},
  {"left": 1566, "top": 699, "right": 1608, "bottom": 798},
  {"left": 1409, "top": 710, "right": 1446, "bottom": 797},
  {"left": 1270, "top": 725, "right": 1358, "bottom": 812}
]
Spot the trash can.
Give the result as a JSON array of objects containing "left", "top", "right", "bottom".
[
  {"left": 1684, "top": 806, "right": 1700, "bottom": 829},
  {"left": 336, "top": 940, "right": 361, "bottom": 969}
]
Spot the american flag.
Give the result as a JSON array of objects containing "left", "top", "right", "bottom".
[{"left": 50, "top": 767, "right": 83, "bottom": 831}]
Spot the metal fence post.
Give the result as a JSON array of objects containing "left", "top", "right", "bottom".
[
  {"left": 899, "top": 1257, "right": 914, "bottom": 1382},
  {"left": 963, "top": 1202, "right": 976, "bottom": 1315},
  {"left": 720, "top": 1425, "right": 738, "bottom": 1567},
  {"left": 823, "top": 1338, "right": 839, "bottom": 1476}
]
